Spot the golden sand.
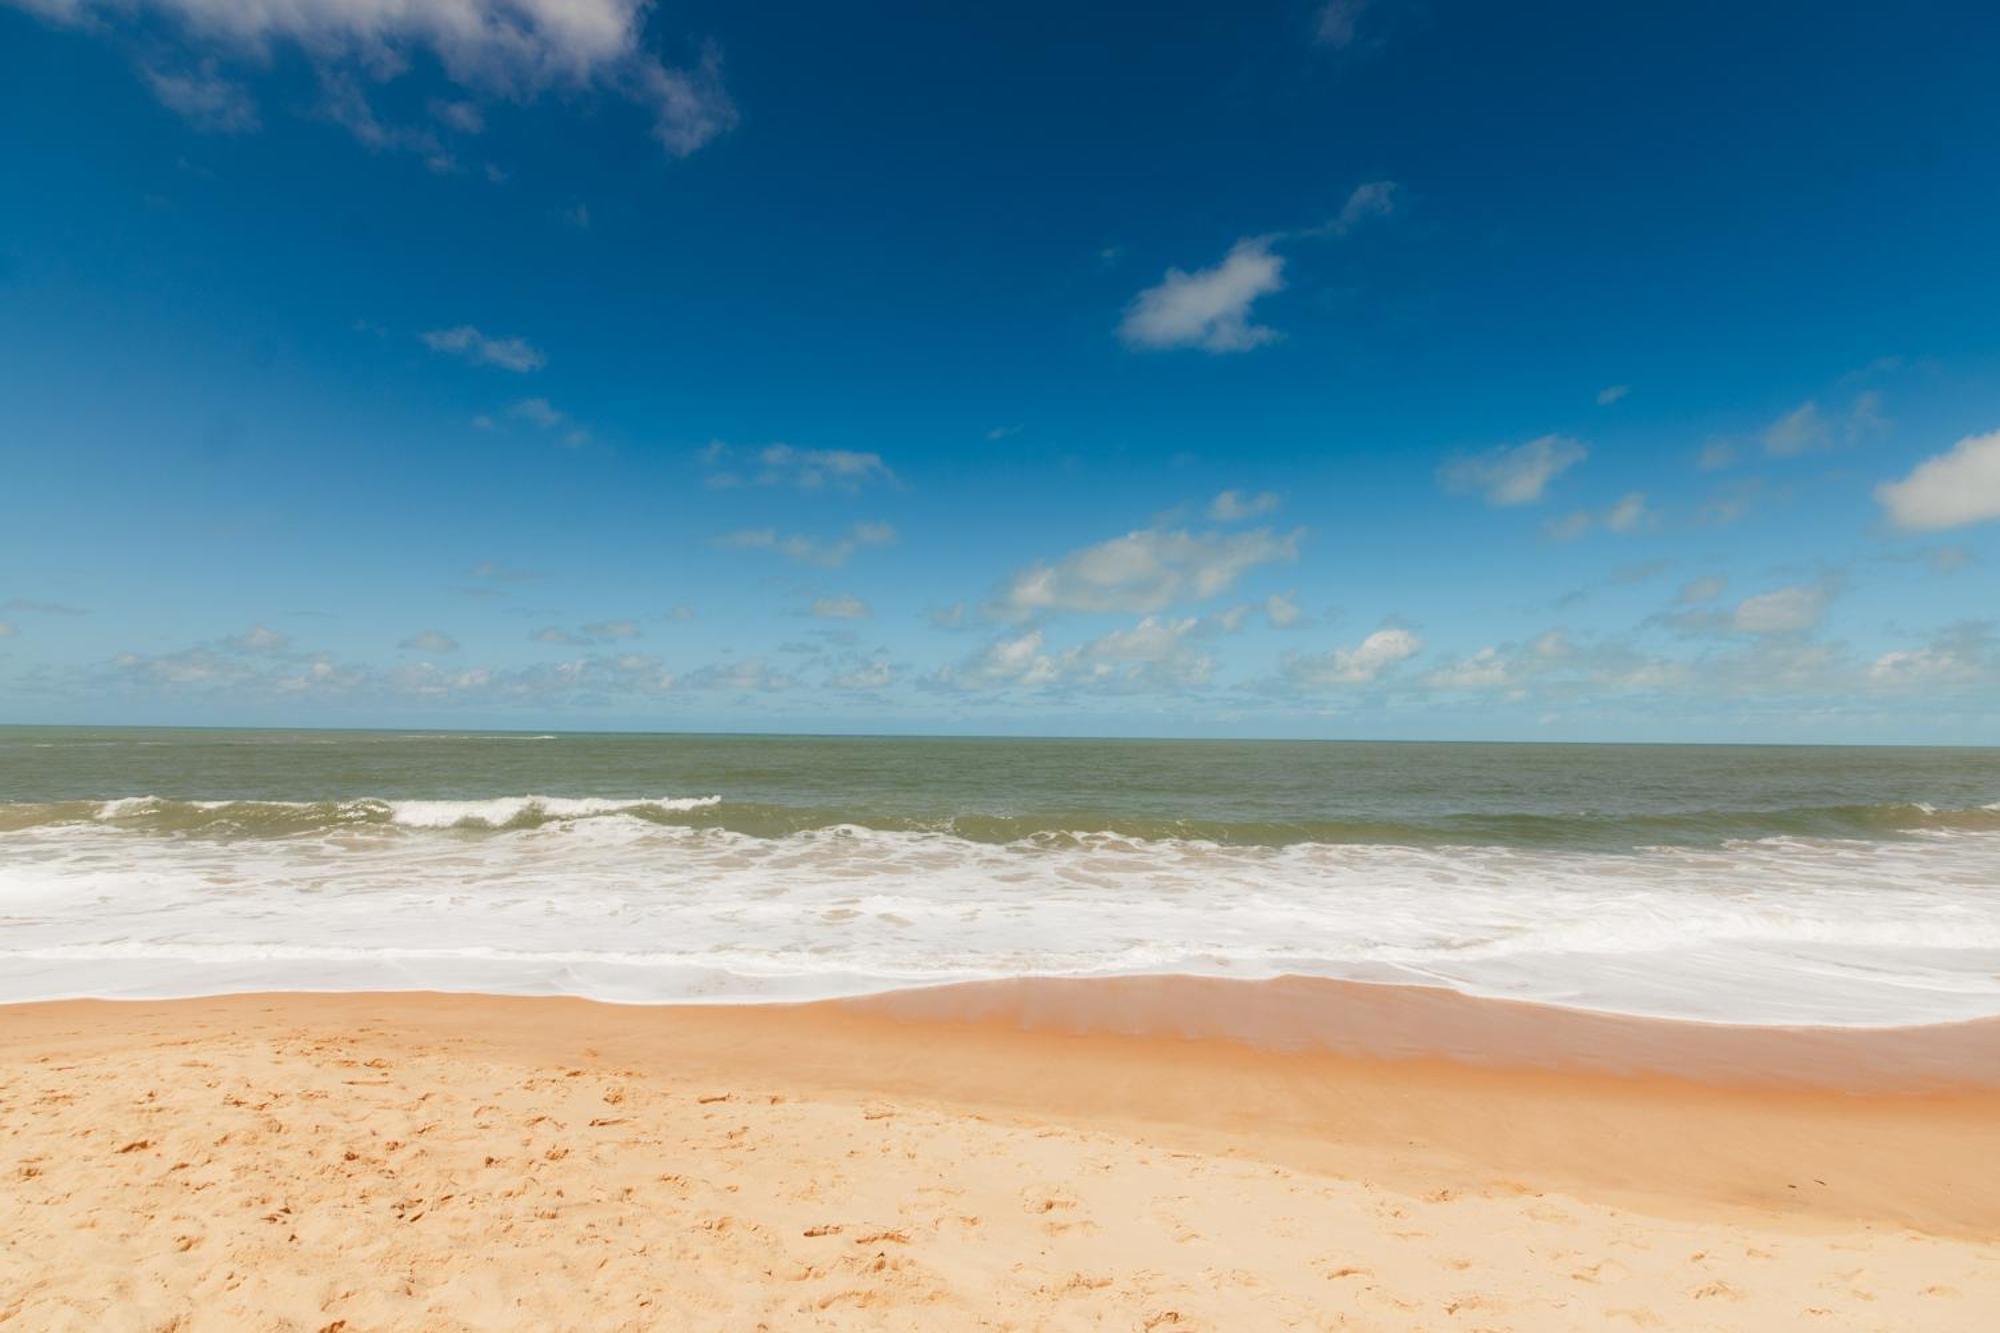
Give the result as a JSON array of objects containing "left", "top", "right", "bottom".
[{"left": 3, "top": 980, "right": 1997, "bottom": 1330}]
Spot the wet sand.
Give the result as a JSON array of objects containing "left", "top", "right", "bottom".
[{"left": 2, "top": 978, "right": 1997, "bottom": 1329}]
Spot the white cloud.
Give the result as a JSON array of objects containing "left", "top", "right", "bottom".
[
  {"left": 228, "top": 624, "right": 289, "bottom": 653},
  {"left": 810, "top": 595, "right": 870, "bottom": 620},
  {"left": 423, "top": 326, "right": 544, "bottom": 373},
  {"left": 1604, "top": 491, "right": 1650, "bottom": 533},
  {"left": 1119, "top": 238, "right": 1285, "bottom": 353},
  {"left": 13, "top": 0, "right": 735, "bottom": 159},
  {"left": 679, "top": 658, "right": 796, "bottom": 693},
  {"left": 531, "top": 620, "right": 638, "bottom": 645},
  {"left": 828, "top": 659, "right": 896, "bottom": 691},
  {"left": 1327, "top": 180, "right": 1398, "bottom": 234},
  {"left": 994, "top": 525, "right": 1301, "bottom": 619},
  {"left": 0, "top": 621, "right": 13, "bottom": 638},
  {"left": 430, "top": 98, "right": 483, "bottom": 134},
  {"left": 1867, "top": 625, "right": 1996, "bottom": 691},
  {"left": 1423, "top": 631, "right": 1573, "bottom": 693},
  {"left": 1440, "top": 435, "right": 1587, "bottom": 506},
  {"left": 1543, "top": 509, "right": 1595, "bottom": 543},
  {"left": 701, "top": 442, "right": 894, "bottom": 491},
  {"left": 715, "top": 522, "right": 896, "bottom": 568},
  {"left": 398, "top": 629, "right": 459, "bottom": 653},
  {"left": 509, "top": 396, "right": 563, "bottom": 426},
  {"left": 636, "top": 43, "right": 738, "bottom": 157},
  {"left": 1067, "top": 615, "right": 1215, "bottom": 690},
  {"left": 1208, "top": 489, "right": 1282, "bottom": 521},
  {"left": 1314, "top": 0, "right": 1370, "bottom": 48},
  {"left": 1596, "top": 384, "right": 1629, "bottom": 406},
  {"left": 1264, "top": 592, "right": 1301, "bottom": 628},
  {"left": 1762, "top": 401, "right": 1827, "bottom": 457},
  {"left": 1732, "top": 584, "right": 1828, "bottom": 635},
  {"left": 1676, "top": 575, "right": 1727, "bottom": 605},
  {"left": 1875, "top": 429, "right": 2000, "bottom": 531},
  {"left": 934, "top": 616, "right": 1219, "bottom": 695},
  {"left": 1697, "top": 440, "right": 1738, "bottom": 471},
  {"left": 142, "top": 59, "right": 258, "bottom": 132},
  {"left": 1763, "top": 392, "right": 1888, "bottom": 458},
  {"left": 1283, "top": 627, "right": 1421, "bottom": 688}
]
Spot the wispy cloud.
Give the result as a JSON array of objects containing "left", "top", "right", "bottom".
[
  {"left": 422, "top": 326, "right": 544, "bottom": 373},
  {"left": 398, "top": 630, "right": 459, "bottom": 654},
  {"left": 1208, "top": 489, "right": 1282, "bottom": 522},
  {"left": 810, "top": 595, "right": 870, "bottom": 620},
  {"left": 1544, "top": 492, "right": 1651, "bottom": 541},
  {"left": 1439, "top": 436, "right": 1587, "bottom": 506},
  {"left": 701, "top": 442, "right": 895, "bottom": 491},
  {"left": 1313, "top": 0, "right": 1372, "bottom": 49},
  {"left": 715, "top": 522, "right": 897, "bottom": 568},
  {"left": 141, "top": 59, "right": 258, "bottom": 134},
  {"left": 14, "top": 0, "right": 737, "bottom": 160}
]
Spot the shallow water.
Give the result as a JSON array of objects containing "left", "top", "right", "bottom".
[{"left": 2, "top": 727, "right": 1996, "bottom": 1025}]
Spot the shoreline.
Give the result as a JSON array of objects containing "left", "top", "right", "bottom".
[{"left": 5, "top": 978, "right": 1998, "bottom": 1327}]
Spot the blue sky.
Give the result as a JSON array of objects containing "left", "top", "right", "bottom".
[{"left": 3, "top": 0, "right": 1999, "bottom": 741}]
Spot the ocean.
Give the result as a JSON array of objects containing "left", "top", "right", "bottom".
[{"left": 2, "top": 726, "right": 1996, "bottom": 1026}]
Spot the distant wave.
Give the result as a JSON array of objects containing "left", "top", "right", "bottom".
[
  {"left": 3, "top": 794, "right": 1998, "bottom": 847},
  {"left": 0, "top": 795, "right": 720, "bottom": 835}
]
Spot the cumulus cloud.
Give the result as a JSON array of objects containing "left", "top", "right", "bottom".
[
  {"left": 422, "top": 326, "right": 544, "bottom": 373},
  {"left": 1875, "top": 429, "right": 2000, "bottom": 531},
  {"left": 11, "top": 0, "right": 736, "bottom": 159},
  {"left": 1119, "top": 238, "right": 1285, "bottom": 353},
  {"left": 993, "top": 525, "right": 1302, "bottom": 620},
  {"left": 932, "top": 616, "right": 1220, "bottom": 695},
  {"left": 398, "top": 629, "right": 459, "bottom": 653},
  {"left": 935, "top": 630, "right": 1061, "bottom": 691},
  {"left": 1208, "top": 489, "right": 1282, "bottom": 521},
  {"left": 1264, "top": 592, "right": 1302, "bottom": 628},
  {"left": 810, "top": 595, "right": 870, "bottom": 620},
  {"left": 1596, "top": 384, "right": 1630, "bottom": 406},
  {"left": 715, "top": 522, "right": 896, "bottom": 569},
  {"left": 1732, "top": 584, "right": 1829, "bottom": 635},
  {"left": 1439, "top": 435, "right": 1587, "bottom": 506},
  {"left": 700, "top": 442, "right": 894, "bottom": 491},
  {"left": 1282, "top": 627, "right": 1421, "bottom": 688}
]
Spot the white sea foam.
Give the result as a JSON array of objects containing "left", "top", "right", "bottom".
[{"left": 3, "top": 813, "right": 1999, "bottom": 1025}]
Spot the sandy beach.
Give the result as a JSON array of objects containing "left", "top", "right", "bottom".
[{"left": 3, "top": 979, "right": 1997, "bottom": 1330}]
